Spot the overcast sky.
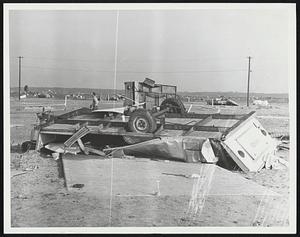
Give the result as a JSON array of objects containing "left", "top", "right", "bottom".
[{"left": 9, "top": 7, "right": 294, "bottom": 93}]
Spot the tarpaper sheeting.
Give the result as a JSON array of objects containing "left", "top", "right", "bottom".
[{"left": 112, "top": 136, "right": 218, "bottom": 163}]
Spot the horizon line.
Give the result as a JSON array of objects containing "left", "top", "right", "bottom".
[{"left": 9, "top": 86, "right": 289, "bottom": 95}]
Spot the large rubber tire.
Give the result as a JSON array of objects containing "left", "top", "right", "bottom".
[
  {"left": 160, "top": 97, "right": 186, "bottom": 114},
  {"left": 128, "top": 108, "right": 157, "bottom": 133}
]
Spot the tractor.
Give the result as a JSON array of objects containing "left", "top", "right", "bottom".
[{"left": 121, "top": 78, "right": 186, "bottom": 134}]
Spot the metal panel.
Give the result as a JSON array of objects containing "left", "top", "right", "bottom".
[
  {"left": 222, "top": 117, "right": 277, "bottom": 172},
  {"left": 236, "top": 125, "right": 271, "bottom": 161}
]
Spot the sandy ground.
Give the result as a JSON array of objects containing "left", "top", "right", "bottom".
[{"left": 9, "top": 98, "right": 290, "bottom": 227}]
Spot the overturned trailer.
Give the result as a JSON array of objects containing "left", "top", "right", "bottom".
[{"left": 31, "top": 104, "right": 277, "bottom": 172}]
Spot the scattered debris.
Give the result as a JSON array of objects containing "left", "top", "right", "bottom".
[
  {"left": 277, "top": 142, "right": 289, "bottom": 151},
  {"left": 84, "top": 147, "right": 106, "bottom": 156},
  {"left": 23, "top": 165, "right": 39, "bottom": 171},
  {"left": 15, "top": 194, "right": 28, "bottom": 199},
  {"left": 52, "top": 152, "right": 60, "bottom": 160},
  {"left": 11, "top": 171, "right": 31, "bottom": 178},
  {"left": 263, "top": 153, "right": 288, "bottom": 170},
  {"left": 71, "top": 184, "right": 84, "bottom": 189},
  {"left": 10, "top": 124, "right": 25, "bottom": 128},
  {"left": 11, "top": 164, "right": 39, "bottom": 178},
  {"left": 45, "top": 143, "right": 81, "bottom": 154},
  {"left": 207, "top": 96, "right": 239, "bottom": 106},
  {"left": 253, "top": 100, "right": 270, "bottom": 107},
  {"left": 269, "top": 132, "right": 290, "bottom": 140},
  {"left": 153, "top": 180, "right": 161, "bottom": 196},
  {"left": 162, "top": 172, "right": 190, "bottom": 179}
]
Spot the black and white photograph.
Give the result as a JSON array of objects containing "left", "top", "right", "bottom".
[{"left": 3, "top": 3, "right": 296, "bottom": 234}]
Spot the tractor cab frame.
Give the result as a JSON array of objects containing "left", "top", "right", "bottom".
[{"left": 124, "top": 78, "right": 178, "bottom": 111}]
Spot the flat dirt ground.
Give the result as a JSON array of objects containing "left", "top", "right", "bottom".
[{"left": 9, "top": 98, "right": 290, "bottom": 227}]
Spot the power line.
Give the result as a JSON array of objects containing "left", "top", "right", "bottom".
[
  {"left": 21, "top": 65, "right": 247, "bottom": 74},
  {"left": 10, "top": 56, "right": 250, "bottom": 64},
  {"left": 22, "top": 65, "right": 113, "bottom": 73},
  {"left": 20, "top": 56, "right": 116, "bottom": 63}
]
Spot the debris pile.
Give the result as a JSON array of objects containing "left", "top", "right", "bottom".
[
  {"left": 253, "top": 99, "right": 270, "bottom": 108},
  {"left": 22, "top": 79, "right": 289, "bottom": 174},
  {"left": 39, "top": 121, "right": 288, "bottom": 173}
]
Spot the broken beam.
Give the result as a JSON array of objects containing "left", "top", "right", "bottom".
[
  {"left": 165, "top": 113, "right": 248, "bottom": 120},
  {"left": 163, "top": 123, "right": 225, "bottom": 132},
  {"left": 54, "top": 119, "right": 126, "bottom": 127},
  {"left": 55, "top": 107, "right": 91, "bottom": 120},
  {"left": 182, "top": 115, "right": 213, "bottom": 136}
]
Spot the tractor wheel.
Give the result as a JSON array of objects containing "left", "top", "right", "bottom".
[
  {"left": 128, "top": 108, "right": 157, "bottom": 133},
  {"left": 160, "top": 97, "right": 186, "bottom": 114}
]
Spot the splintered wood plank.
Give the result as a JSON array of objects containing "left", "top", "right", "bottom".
[
  {"left": 77, "top": 138, "right": 89, "bottom": 155},
  {"left": 64, "top": 126, "right": 90, "bottom": 147}
]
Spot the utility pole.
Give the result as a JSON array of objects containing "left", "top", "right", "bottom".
[
  {"left": 18, "top": 56, "right": 24, "bottom": 101},
  {"left": 246, "top": 56, "right": 252, "bottom": 107}
]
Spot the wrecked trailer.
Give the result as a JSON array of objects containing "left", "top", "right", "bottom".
[
  {"left": 206, "top": 97, "right": 239, "bottom": 106},
  {"left": 29, "top": 104, "right": 278, "bottom": 172}
]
